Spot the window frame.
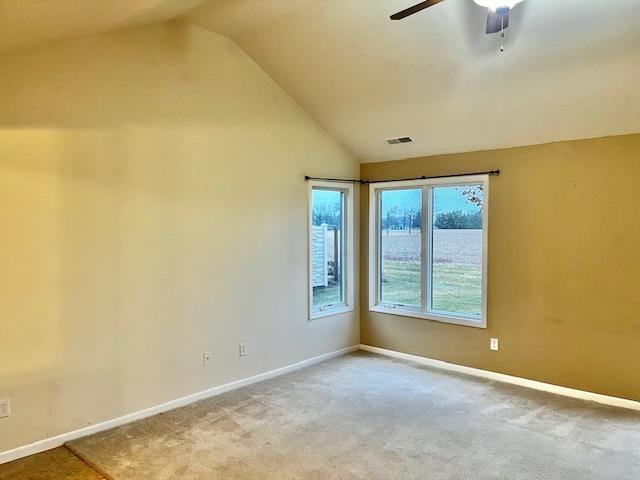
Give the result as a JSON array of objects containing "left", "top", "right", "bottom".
[
  {"left": 308, "top": 180, "right": 355, "bottom": 320},
  {"left": 368, "top": 175, "right": 489, "bottom": 329}
]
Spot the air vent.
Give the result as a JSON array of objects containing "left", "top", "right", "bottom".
[{"left": 387, "top": 137, "right": 413, "bottom": 145}]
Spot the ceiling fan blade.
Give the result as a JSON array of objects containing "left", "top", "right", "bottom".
[
  {"left": 486, "top": 7, "right": 510, "bottom": 34},
  {"left": 390, "top": 0, "right": 446, "bottom": 20}
]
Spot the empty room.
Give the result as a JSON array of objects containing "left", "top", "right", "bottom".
[{"left": 1, "top": 1, "right": 639, "bottom": 479}]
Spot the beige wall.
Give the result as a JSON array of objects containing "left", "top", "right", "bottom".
[
  {"left": 360, "top": 134, "right": 640, "bottom": 402},
  {"left": 0, "top": 21, "right": 359, "bottom": 452}
]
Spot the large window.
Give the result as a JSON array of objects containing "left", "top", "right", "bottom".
[
  {"left": 369, "top": 175, "right": 488, "bottom": 328},
  {"left": 309, "top": 181, "right": 354, "bottom": 319}
]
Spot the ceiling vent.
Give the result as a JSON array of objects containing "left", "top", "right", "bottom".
[{"left": 387, "top": 137, "right": 413, "bottom": 145}]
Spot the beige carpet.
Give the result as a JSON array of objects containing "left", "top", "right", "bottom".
[{"left": 67, "top": 352, "right": 640, "bottom": 479}]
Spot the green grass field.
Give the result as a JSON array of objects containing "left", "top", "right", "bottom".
[
  {"left": 313, "top": 230, "right": 482, "bottom": 316},
  {"left": 381, "top": 262, "right": 481, "bottom": 316},
  {"left": 313, "top": 285, "right": 341, "bottom": 307},
  {"left": 379, "top": 229, "right": 482, "bottom": 316},
  {"left": 431, "top": 264, "right": 482, "bottom": 315},
  {"left": 380, "top": 262, "right": 421, "bottom": 306}
]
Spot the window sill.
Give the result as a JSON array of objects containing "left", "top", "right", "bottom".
[
  {"left": 310, "top": 305, "right": 353, "bottom": 320},
  {"left": 369, "top": 305, "right": 486, "bottom": 329}
]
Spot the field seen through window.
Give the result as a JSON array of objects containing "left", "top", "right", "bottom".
[
  {"left": 379, "top": 185, "right": 484, "bottom": 317},
  {"left": 380, "top": 229, "right": 482, "bottom": 316}
]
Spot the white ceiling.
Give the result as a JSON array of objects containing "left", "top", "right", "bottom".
[
  {"left": 189, "top": 0, "right": 640, "bottom": 162},
  {"left": 1, "top": 1, "right": 638, "bottom": 163}
]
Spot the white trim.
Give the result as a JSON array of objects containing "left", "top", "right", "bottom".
[
  {"left": 480, "top": 177, "right": 489, "bottom": 326},
  {"left": 424, "top": 186, "right": 431, "bottom": 313},
  {"left": 369, "top": 305, "right": 485, "bottom": 328},
  {"left": 308, "top": 180, "right": 355, "bottom": 320},
  {"left": 359, "top": 344, "right": 640, "bottom": 411},
  {"left": 0, "top": 345, "right": 359, "bottom": 465},
  {"left": 310, "top": 305, "right": 353, "bottom": 320},
  {"left": 368, "top": 175, "right": 489, "bottom": 328}
]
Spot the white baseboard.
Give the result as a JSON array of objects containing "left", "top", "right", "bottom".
[
  {"left": 360, "top": 344, "right": 640, "bottom": 411},
  {"left": 4, "top": 343, "right": 636, "bottom": 465},
  {"left": 0, "top": 345, "right": 359, "bottom": 465}
]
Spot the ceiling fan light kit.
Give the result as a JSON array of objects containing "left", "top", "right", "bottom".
[
  {"left": 390, "top": 0, "right": 525, "bottom": 51},
  {"left": 472, "top": 0, "right": 523, "bottom": 11}
]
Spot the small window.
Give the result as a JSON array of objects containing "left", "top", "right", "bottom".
[
  {"left": 369, "top": 175, "right": 488, "bottom": 328},
  {"left": 309, "top": 181, "right": 354, "bottom": 319}
]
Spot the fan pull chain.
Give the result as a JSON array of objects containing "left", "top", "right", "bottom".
[{"left": 500, "top": 15, "right": 505, "bottom": 52}]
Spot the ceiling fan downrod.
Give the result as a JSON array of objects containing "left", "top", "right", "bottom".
[{"left": 496, "top": 6, "right": 509, "bottom": 52}]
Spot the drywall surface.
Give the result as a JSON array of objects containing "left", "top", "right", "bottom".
[
  {"left": 360, "top": 134, "right": 640, "bottom": 401},
  {"left": 0, "top": 21, "right": 359, "bottom": 452}
]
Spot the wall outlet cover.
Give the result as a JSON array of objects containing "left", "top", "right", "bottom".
[
  {"left": 0, "top": 399, "right": 10, "bottom": 418},
  {"left": 239, "top": 343, "right": 248, "bottom": 357},
  {"left": 490, "top": 338, "right": 499, "bottom": 351},
  {"left": 203, "top": 352, "right": 211, "bottom": 366}
]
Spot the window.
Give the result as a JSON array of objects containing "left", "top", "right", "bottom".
[
  {"left": 309, "top": 181, "right": 354, "bottom": 319},
  {"left": 369, "top": 175, "right": 488, "bottom": 328}
]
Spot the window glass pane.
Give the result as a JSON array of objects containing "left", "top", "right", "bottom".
[
  {"left": 312, "top": 189, "right": 344, "bottom": 308},
  {"left": 380, "top": 188, "right": 422, "bottom": 306},
  {"left": 431, "top": 185, "right": 483, "bottom": 317}
]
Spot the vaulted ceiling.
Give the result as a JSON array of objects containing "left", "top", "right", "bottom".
[
  {"left": 189, "top": 0, "right": 640, "bottom": 161},
  {"left": 2, "top": 0, "right": 639, "bottom": 162}
]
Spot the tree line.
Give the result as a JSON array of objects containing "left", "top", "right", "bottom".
[
  {"left": 380, "top": 208, "right": 482, "bottom": 230},
  {"left": 314, "top": 186, "right": 484, "bottom": 231},
  {"left": 434, "top": 210, "right": 482, "bottom": 229},
  {"left": 313, "top": 204, "right": 342, "bottom": 230}
]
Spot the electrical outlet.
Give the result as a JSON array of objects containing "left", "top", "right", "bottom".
[
  {"left": 490, "top": 338, "right": 499, "bottom": 351},
  {"left": 0, "top": 399, "right": 10, "bottom": 418},
  {"left": 239, "top": 342, "right": 248, "bottom": 357},
  {"left": 203, "top": 352, "right": 211, "bottom": 366}
]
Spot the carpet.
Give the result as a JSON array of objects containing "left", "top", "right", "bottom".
[{"left": 67, "top": 352, "right": 640, "bottom": 479}]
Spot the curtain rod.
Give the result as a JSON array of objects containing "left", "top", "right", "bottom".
[{"left": 304, "top": 170, "right": 500, "bottom": 184}]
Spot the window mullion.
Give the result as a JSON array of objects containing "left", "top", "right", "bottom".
[
  {"left": 421, "top": 186, "right": 430, "bottom": 313},
  {"left": 425, "top": 185, "right": 433, "bottom": 314}
]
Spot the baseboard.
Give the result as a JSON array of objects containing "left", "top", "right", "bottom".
[
  {"left": 0, "top": 345, "right": 359, "bottom": 465},
  {"left": 359, "top": 344, "right": 640, "bottom": 411}
]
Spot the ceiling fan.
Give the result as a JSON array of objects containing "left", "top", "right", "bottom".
[{"left": 391, "top": 0, "right": 524, "bottom": 35}]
